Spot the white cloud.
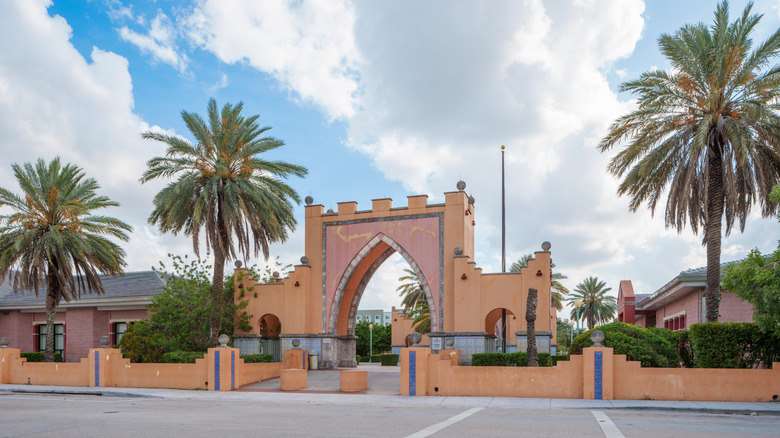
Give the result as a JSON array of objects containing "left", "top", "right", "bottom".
[
  {"left": 118, "top": 11, "right": 188, "bottom": 73},
  {"left": 185, "top": 0, "right": 361, "bottom": 120},
  {"left": 0, "top": 0, "right": 194, "bottom": 272},
  {"left": 206, "top": 72, "right": 228, "bottom": 94}
]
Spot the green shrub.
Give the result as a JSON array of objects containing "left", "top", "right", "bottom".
[
  {"left": 472, "top": 352, "right": 552, "bottom": 367},
  {"left": 119, "top": 319, "right": 165, "bottom": 363},
  {"left": 677, "top": 330, "right": 695, "bottom": 368},
  {"left": 570, "top": 322, "right": 681, "bottom": 367},
  {"left": 380, "top": 354, "right": 399, "bottom": 366},
  {"left": 355, "top": 354, "right": 362, "bottom": 363},
  {"left": 242, "top": 354, "right": 274, "bottom": 363},
  {"left": 689, "top": 322, "right": 779, "bottom": 368},
  {"left": 551, "top": 354, "right": 569, "bottom": 366},
  {"left": 20, "top": 352, "right": 63, "bottom": 362},
  {"left": 161, "top": 351, "right": 205, "bottom": 364}
]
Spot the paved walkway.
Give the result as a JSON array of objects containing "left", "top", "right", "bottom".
[{"left": 240, "top": 363, "right": 399, "bottom": 395}]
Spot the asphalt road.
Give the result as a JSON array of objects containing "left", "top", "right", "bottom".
[{"left": 1, "top": 392, "right": 778, "bottom": 438}]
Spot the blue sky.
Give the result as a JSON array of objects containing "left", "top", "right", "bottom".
[{"left": 2, "top": 0, "right": 780, "bottom": 314}]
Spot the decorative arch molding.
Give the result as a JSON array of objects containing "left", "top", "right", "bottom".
[{"left": 326, "top": 233, "right": 440, "bottom": 334}]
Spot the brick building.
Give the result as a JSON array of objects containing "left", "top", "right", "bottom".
[
  {"left": 617, "top": 263, "right": 754, "bottom": 330},
  {"left": 0, "top": 271, "right": 164, "bottom": 362}
]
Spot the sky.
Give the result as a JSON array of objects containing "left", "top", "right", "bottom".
[{"left": 1, "top": 0, "right": 780, "bottom": 316}]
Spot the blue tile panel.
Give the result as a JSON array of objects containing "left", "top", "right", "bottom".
[
  {"left": 409, "top": 351, "right": 416, "bottom": 396},
  {"left": 231, "top": 351, "right": 236, "bottom": 390},
  {"left": 280, "top": 338, "right": 321, "bottom": 356},
  {"left": 452, "top": 336, "right": 488, "bottom": 362},
  {"left": 94, "top": 353, "right": 99, "bottom": 387},
  {"left": 594, "top": 351, "right": 602, "bottom": 400},
  {"left": 214, "top": 350, "right": 220, "bottom": 391},
  {"left": 302, "top": 351, "right": 307, "bottom": 370}
]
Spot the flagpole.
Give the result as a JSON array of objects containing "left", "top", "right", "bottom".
[{"left": 501, "top": 145, "right": 507, "bottom": 353}]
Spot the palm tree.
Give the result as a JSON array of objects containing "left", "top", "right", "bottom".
[
  {"left": 411, "top": 299, "right": 431, "bottom": 334},
  {"left": 141, "top": 99, "right": 307, "bottom": 345},
  {"left": 599, "top": 1, "right": 780, "bottom": 322},
  {"left": 510, "top": 254, "right": 570, "bottom": 310},
  {"left": 396, "top": 268, "right": 425, "bottom": 311},
  {"left": 0, "top": 158, "right": 131, "bottom": 361},
  {"left": 567, "top": 277, "right": 616, "bottom": 330}
]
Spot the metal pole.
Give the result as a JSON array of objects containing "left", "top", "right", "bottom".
[
  {"left": 369, "top": 324, "right": 373, "bottom": 362},
  {"left": 501, "top": 145, "right": 506, "bottom": 273}
]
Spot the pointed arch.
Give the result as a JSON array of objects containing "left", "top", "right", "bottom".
[{"left": 326, "top": 233, "right": 439, "bottom": 334}]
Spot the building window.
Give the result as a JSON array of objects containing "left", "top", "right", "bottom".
[
  {"left": 114, "top": 322, "right": 128, "bottom": 346},
  {"left": 375, "top": 315, "right": 380, "bottom": 321},
  {"left": 37, "top": 324, "right": 64, "bottom": 357},
  {"left": 356, "top": 315, "right": 361, "bottom": 321}
]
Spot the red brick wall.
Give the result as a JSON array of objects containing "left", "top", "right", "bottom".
[{"left": 718, "top": 290, "right": 754, "bottom": 322}]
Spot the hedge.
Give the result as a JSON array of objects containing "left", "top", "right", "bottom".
[
  {"left": 471, "top": 352, "right": 551, "bottom": 367},
  {"left": 20, "top": 352, "right": 63, "bottom": 362},
  {"left": 380, "top": 354, "right": 399, "bottom": 366},
  {"left": 161, "top": 351, "right": 205, "bottom": 364},
  {"left": 551, "top": 354, "right": 569, "bottom": 366},
  {"left": 360, "top": 354, "right": 381, "bottom": 362},
  {"left": 355, "top": 354, "right": 362, "bottom": 363},
  {"left": 569, "top": 322, "right": 681, "bottom": 367},
  {"left": 242, "top": 354, "right": 275, "bottom": 363},
  {"left": 689, "top": 322, "right": 779, "bottom": 369}
]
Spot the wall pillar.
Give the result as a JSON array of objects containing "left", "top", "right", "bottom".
[
  {"left": 283, "top": 349, "right": 309, "bottom": 371},
  {"left": 207, "top": 347, "right": 240, "bottom": 391},
  {"left": 400, "top": 347, "right": 430, "bottom": 396},
  {"left": 0, "top": 348, "right": 21, "bottom": 384},
  {"left": 88, "top": 348, "right": 121, "bottom": 388},
  {"left": 582, "top": 347, "right": 614, "bottom": 400}
]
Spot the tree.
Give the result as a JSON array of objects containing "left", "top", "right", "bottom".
[
  {"left": 410, "top": 299, "right": 431, "bottom": 334},
  {"left": 141, "top": 99, "right": 307, "bottom": 345},
  {"left": 0, "top": 158, "right": 131, "bottom": 361},
  {"left": 396, "top": 268, "right": 426, "bottom": 311},
  {"left": 355, "top": 320, "right": 390, "bottom": 357},
  {"left": 526, "top": 287, "right": 538, "bottom": 367},
  {"left": 599, "top": 1, "right": 780, "bottom": 322},
  {"left": 556, "top": 318, "right": 574, "bottom": 351},
  {"left": 510, "top": 254, "right": 570, "bottom": 310},
  {"left": 567, "top": 277, "right": 616, "bottom": 330}
]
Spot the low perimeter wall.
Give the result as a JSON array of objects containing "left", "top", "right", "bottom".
[
  {"left": 401, "top": 347, "right": 780, "bottom": 401},
  {"left": 0, "top": 347, "right": 295, "bottom": 391}
]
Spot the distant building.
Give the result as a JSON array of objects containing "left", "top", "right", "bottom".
[
  {"left": 355, "top": 309, "right": 391, "bottom": 326},
  {"left": 617, "top": 263, "right": 754, "bottom": 330},
  {"left": 0, "top": 271, "right": 165, "bottom": 362}
]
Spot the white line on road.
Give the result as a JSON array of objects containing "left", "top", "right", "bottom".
[
  {"left": 591, "top": 410, "right": 625, "bottom": 438},
  {"left": 406, "top": 407, "right": 484, "bottom": 438}
]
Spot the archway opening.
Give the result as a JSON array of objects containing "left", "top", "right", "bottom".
[
  {"left": 259, "top": 313, "right": 281, "bottom": 361},
  {"left": 485, "top": 307, "right": 517, "bottom": 353}
]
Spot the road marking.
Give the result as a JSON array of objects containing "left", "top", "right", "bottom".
[
  {"left": 406, "top": 407, "right": 484, "bottom": 438},
  {"left": 591, "top": 411, "right": 625, "bottom": 438}
]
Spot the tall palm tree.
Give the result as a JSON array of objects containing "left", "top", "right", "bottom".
[
  {"left": 396, "top": 268, "right": 425, "bottom": 311},
  {"left": 599, "top": 1, "right": 780, "bottom": 322},
  {"left": 510, "top": 254, "right": 570, "bottom": 310},
  {"left": 0, "top": 158, "right": 131, "bottom": 361},
  {"left": 141, "top": 99, "right": 307, "bottom": 344},
  {"left": 567, "top": 277, "right": 616, "bottom": 330},
  {"left": 411, "top": 299, "right": 431, "bottom": 334}
]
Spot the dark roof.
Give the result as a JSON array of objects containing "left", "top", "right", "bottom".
[{"left": 0, "top": 271, "right": 166, "bottom": 307}]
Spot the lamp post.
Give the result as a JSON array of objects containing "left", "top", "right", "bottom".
[
  {"left": 369, "top": 323, "right": 373, "bottom": 363},
  {"left": 568, "top": 320, "right": 575, "bottom": 349},
  {"left": 573, "top": 298, "right": 583, "bottom": 337}
]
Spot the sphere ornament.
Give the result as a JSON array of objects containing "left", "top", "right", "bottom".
[
  {"left": 305, "top": 196, "right": 313, "bottom": 205},
  {"left": 468, "top": 195, "right": 475, "bottom": 205},
  {"left": 541, "top": 241, "right": 551, "bottom": 251},
  {"left": 300, "top": 256, "right": 309, "bottom": 265},
  {"left": 456, "top": 180, "right": 466, "bottom": 191},
  {"left": 234, "top": 260, "right": 243, "bottom": 268},
  {"left": 99, "top": 336, "right": 111, "bottom": 348},
  {"left": 590, "top": 330, "right": 605, "bottom": 347},
  {"left": 445, "top": 338, "right": 455, "bottom": 348},
  {"left": 272, "top": 271, "right": 280, "bottom": 279},
  {"left": 0, "top": 337, "right": 9, "bottom": 348},
  {"left": 454, "top": 247, "right": 463, "bottom": 256},
  {"left": 410, "top": 332, "right": 422, "bottom": 346},
  {"left": 292, "top": 339, "right": 301, "bottom": 349},
  {"left": 218, "top": 334, "right": 230, "bottom": 348}
]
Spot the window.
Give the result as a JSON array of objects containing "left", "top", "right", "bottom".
[
  {"left": 37, "top": 324, "right": 64, "bottom": 357},
  {"left": 356, "top": 315, "right": 361, "bottom": 321},
  {"left": 375, "top": 315, "right": 380, "bottom": 321},
  {"left": 114, "top": 322, "right": 128, "bottom": 346}
]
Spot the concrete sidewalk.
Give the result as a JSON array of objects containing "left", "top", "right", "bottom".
[{"left": 2, "top": 383, "right": 779, "bottom": 416}]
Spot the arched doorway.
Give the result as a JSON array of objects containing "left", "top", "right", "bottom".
[
  {"left": 259, "top": 313, "right": 281, "bottom": 361},
  {"left": 485, "top": 307, "right": 516, "bottom": 353}
]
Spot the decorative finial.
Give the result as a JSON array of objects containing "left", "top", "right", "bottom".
[
  {"left": 456, "top": 180, "right": 466, "bottom": 191},
  {"left": 218, "top": 334, "right": 230, "bottom": 347},
  {"left": 501, "top": 145, "right": 505, "bottom": 150},
  {"left": 305, "top": 196, "right": 313, "bottom": 205},
  {"left": 99, "top": 336, "right": 111, "bottom": 348},
  {"left": 410, "top": 332, "right": 422, "bottom": 346},
  {"left": 327, "top": 208, "right": 334, "bottom": 214},
  {"left": 292, "top": 339, "right": 301, "bottom": 349},
  {"left": 541, "top": 241, "right": 551, "bottom": 251},
  {"left": 468, "top": 195, "right": 475, "bottom": 205},
  {"left": 300, "top": 256, "right": 309, "bottom": 265},
  {"left": 445, "top": 338, "right": 455, "bottom": 348},
  {"left": 272, "top": 271, "right": 280, "bottom": 279},
  {"left": 234, "top": 260, "right": 243, "bottom": 268},
  {"left": 590, "top": 330, "right": 605, "bottom": 347},
  {"left": 0, "top": 337, "right": 10, "bottom": 348},
  {"left": 454, "top": 247, "right": 463, "bottom": 256}
]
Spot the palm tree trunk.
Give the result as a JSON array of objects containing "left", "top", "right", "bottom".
[
  {"left": 705, "top": 136, "right": 725, "bottom": 322},
  {"left": 211, "top": 244, "right": 226, "bottom": 347},
  {"left": 526, "top": 288, "right": 538, "bottom": 367},
  {"left": 44, "top": 269, "right": 58, "bottom": 362}
]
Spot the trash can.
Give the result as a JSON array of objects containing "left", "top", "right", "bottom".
[{"left": 309, "top": 352, "right": 319, "bottom": 370}]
